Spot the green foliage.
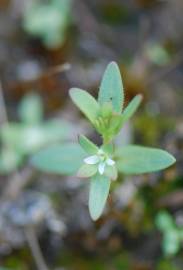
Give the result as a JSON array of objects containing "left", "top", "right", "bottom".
[
  {"left": 79, "top": 135, "right": 98, "bottom": 155},
  {"left": 77, "top": 164, "right": 97, "bottom": 178},
  {"left": 70, "top": 63, "right": 142, "bottom": 143},
  {"left": 89, "top": 174, "right": 111, "bottom": 221},
  {"left": 146, "top": 43, "right": 171, "bottom": 66},
  {"left": 0, "top": 93, "right": 71, "bottom": 174},
  {"left": 0, "top": 147, "right": 23, "bottom": 174},
  {"left": 23, "top": 0, "right": 72, "bottom": 49},
  {"left": 31, "top": 143, "right": 86, "bottom": 175},
  {"left": 2, "top": 254, "right": 28, "bottom": 270},
  {"left": 98, "top": 61, "right": 124, "bottom": 113},
  {"left": 18, "top": 93, "right": 43, "bottom": 124},
  {"left": 121, "top": 94, "right": 142, "bottom": 122},
  {"left": 32, "top": 61, "right": 176, "bottom": 220},
  {"left": 1, "top": 121, "right": 70, "bottom": 154},
  {"left": 157, "top": 259, "right": 180, "bottom": 270},
  {"left": 156, "top": 211, "right": 183, "bottom": 256},
  {"left": 116, "top": 145, "right": 175, "bottom": 174},
  {"left": 0, "top": 268, "right": 13, "bottom": 270},
  {"left": 69, "top": 88, "right": 99, "bottom": 124}
]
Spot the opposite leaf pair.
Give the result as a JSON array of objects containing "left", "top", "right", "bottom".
[{"left": 32, "top": 62, "right": 176, "bottom": 221}]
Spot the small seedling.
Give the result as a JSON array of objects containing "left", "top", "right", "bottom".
[
  {"left": 156, "top": 211, "right": 183, "bottom": 256},
  {"left": 23, "top": 0, "right": 72, "bottom": 49},
  {"left": 0, "top": 92, "right": 71, "bottom": 173},
  {"left": 32, "top": 62, "right": 176, "bottom": 220}
]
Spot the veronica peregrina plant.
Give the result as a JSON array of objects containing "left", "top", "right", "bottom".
[
  {"left": 32, "top": 62, "right": 176, "bottom": 220},
  {"left": 0, "top": 92, "right": 71, "bottom": 173},
  {"left": 23, "top": 0, "right": 72, "bottom": 49},
  {"left": 156, "top": 211, "right": 183, "bottom": 256}
]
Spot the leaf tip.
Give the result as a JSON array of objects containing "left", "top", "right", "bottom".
[
  {"left": 135, "top": 94, "right": 143, "bottom": 108},
  {"left": 159, "top": 150, "right": 176, "bottom": 170},
  {"left": 108, "top": 61, "right": 118, "bottom": 67},
  {"left": 137, "top": 94, "right": 143, "bottom": 101},
  {"left": 69, "top": 87, "right": 76, "bottom": 97},
  {"left": 168, "top": 153, "right": 176, "bottom": 165},
  {"left": 69, "top": 87, "right": 84, "bottom": 98},
  {"left": 89, "top": 210, "right": 101, "bottom": 221},
  {"left": 106, "top": 61, "right": 121, "bottom": 75}
]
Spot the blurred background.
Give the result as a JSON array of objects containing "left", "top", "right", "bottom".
[{"left": 0, "top": 0, "right": 183, "bottom": 269}]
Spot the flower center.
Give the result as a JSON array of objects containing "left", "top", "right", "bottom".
[{"left": 84, "top": 148, "right": 115, "bottom": 175}]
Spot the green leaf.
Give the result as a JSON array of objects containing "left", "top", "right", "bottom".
[
  {"left": 99, "top": 102, "right": 113, "bottom": 118},
  {"left": 79, "top": 135, "right": 98, "bottom": 154},
  {"left": 0, "top": 123, "right": 23, "bottom": 149},
  {"left": 98, "top": 62, "right": 124, "bottom": 113},
  {"left": 23, "top": 0, "right": 71, "bottom": 49},
  {"left": 116, "top": 145, "right": 176, "bottom": 174},
  {"left": 101, "top": 144, "right": 114, "bottom": 155},
  {"left": 89, "top": 174, "right": 111, "bottom": 220},
  {"left": 104, "top": 165, "right": 118, "bottom": 181},
  {"left": 146, "top": 43, "right": 170, "bottom": 66},
  {"left": 18, "top": 93, "right": 43, "bottom": 124},
  {"left": 163, "top": 230, "right": 180, "bottom": 256},
  {"left": 108, "top": 114, "right": 124, "bottom": 134},
  {"left": 122, "top": 94, "right": 142, "bottom": 122},
  {"left": 69, "top": 88, "right": 99, "bottom": 123},
  {"left": 1, "top": 120, "right": 71, "bottom": 155},
  {"left": 178, "top": 229, "right": 183, "bottom": 240},
  {"left": 103, "top": 95, "right": 142, "bottom": 138},
  {"left": 42, "top": 120, "right": 72, "bottom": 143},
  {"left": 31, "top": 143, "right": 87, "bottom": 175},
  {"left": 77, "top": 164, "right": 97, "bottom": 178},
  {"left": 0, "top": 147, "right": 23, "bottom": 174},
  {"left": 156, "top": 211, "right": 174, "bottom": 231}
]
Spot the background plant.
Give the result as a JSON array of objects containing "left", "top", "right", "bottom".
[
  {"left": 23, "top": 0, "right": 72, "bottom": 49},
  {"left": 0, "top": 92, "right": 71, "bottom": 174},
  {"left": 156, "top": 211, "right": 183, "bottom": 256}
]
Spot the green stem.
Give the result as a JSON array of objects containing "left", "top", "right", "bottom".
[
  {"left": 103, "top": 134, "right": 112, "bottom": 146},
  {"left": 103, "top": 136, "right": 109, "bottom": 145}
]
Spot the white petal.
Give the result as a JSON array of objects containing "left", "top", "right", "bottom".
[
  {"left": 98, "top": 149, "right": 104, "bottom": 155},
  {"left": 84, "top": 155, "right": 100, "bottom": 165},
  {"left": 98, "top": 162, "right": 106, "bottom": 175},
  {"left": 106, "top": 158, "right": 115, "bottom": 166}
]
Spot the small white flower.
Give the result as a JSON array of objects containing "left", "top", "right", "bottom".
[
  {"left": 84, "top": 148, "right": 115, "bottom": 175},
  {"left": 106, "top": 158, "right": 115, "bottom": 166},
  {"left": 84, "top": 155, "right": 100, "bottom": 164},
  {"left": 98, "top": 149, "right": 104, "bottom": 155},
  {"left": 98, "top": 162, "right": 106, "bottom": 175}
]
